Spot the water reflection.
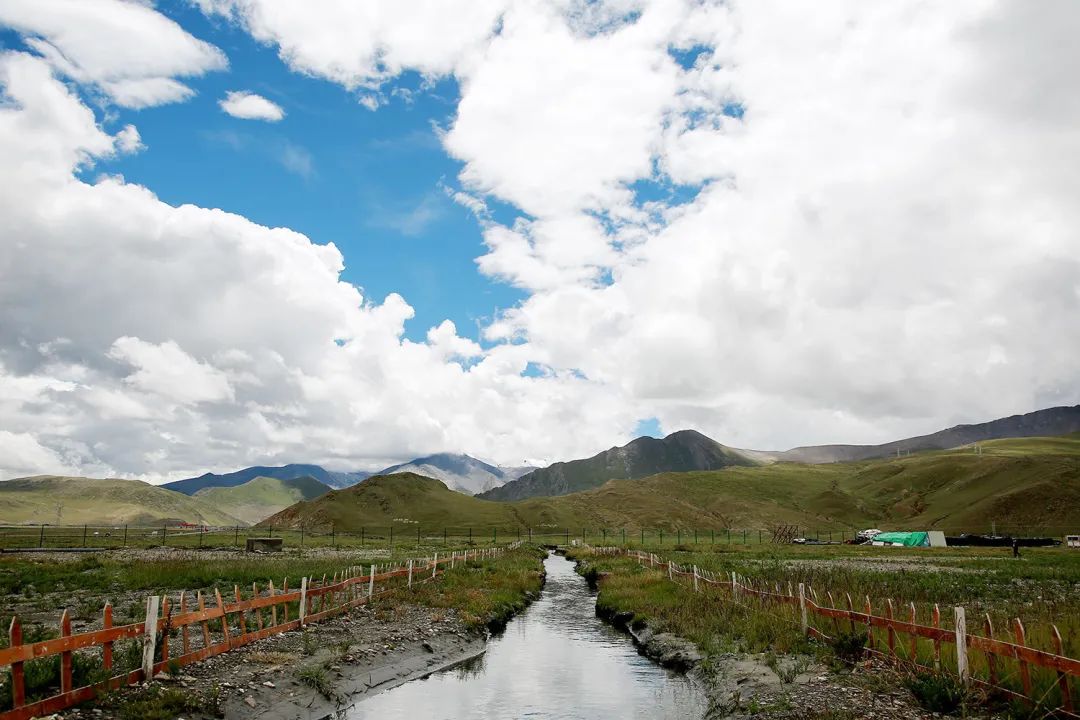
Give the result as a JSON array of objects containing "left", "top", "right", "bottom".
[{"left": 348, "top": 552, "right": 706, "bottom": 719}]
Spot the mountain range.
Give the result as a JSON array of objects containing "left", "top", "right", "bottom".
[
  {"left": 261, "top": 433, "right": 1080, "bottom": 534},
  {"left": 0, "top": 476, "right": 243, "bottom": 526},
  {"left": 166, "top": 455, "right": 534, "bottom": 498},
  {"left": 3, "top": 404, "right": 1078, "bottom": 528},
  {"left": 761, "top": 404, "right": 1080, "bottom": 464},
  {"left": 479, "top": 404, "right": 1080, "bottom": 501},
  {"left": 478, "top": 429, "right": 758, "bottom": 501},
  {"left": 163, "top": 464, "right": 370, "bottom": 495}
]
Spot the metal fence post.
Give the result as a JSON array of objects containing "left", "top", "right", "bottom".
[
  {"left": 162, "top": 524, "right": 167, "bottom": 546},
  {"left": 83, "top": 524, "right": 87, "bottom": 547},
  {"left": 38, "top": 524, "right": 45, "bottom": 548}
]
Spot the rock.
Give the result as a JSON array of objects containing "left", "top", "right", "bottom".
[
  {"left": 263, "top": 681, "right": 276, "bottom": 688},
  {"left": 244, "top": 696, "right": 257, "bottom": 708},
  {"left": 421, "top": 641, "right": 435, "bottom": 653}
]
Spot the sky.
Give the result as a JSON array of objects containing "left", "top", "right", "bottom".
[{"left": 0, "top": 0, "right": 1077, "bottom": 482}]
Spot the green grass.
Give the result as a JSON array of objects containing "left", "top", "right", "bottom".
[
  {"left": 194, "top": 475, "right": 330, "bottom": 525},
  {"left": 0, "top": 476, "right": 241, "bottom": 527},
  {"left": 0, "top": 544, "right": 514, "bottom": 610},
  {"left": 256, "top": 434, "right": 1080, "bottom": 537},
  {"left": 570, "top": 544, "right": 1080, "bottom": 713},
  {"left": 383, "top": 546, "right": 545, "bottom": 632}
]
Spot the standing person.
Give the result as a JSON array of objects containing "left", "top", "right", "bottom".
[{"left": 1012, "top": 538, "right": 1020, "bottom": 558}]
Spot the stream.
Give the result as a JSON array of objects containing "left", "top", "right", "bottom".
[{"left": 347, "top": 551, "right": 708, "bottom": 719}]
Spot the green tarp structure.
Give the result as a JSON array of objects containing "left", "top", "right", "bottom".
[{"left": 872, "top": 531, "right": 930, "bottom": 547}]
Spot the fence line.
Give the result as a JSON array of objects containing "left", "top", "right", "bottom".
[
  {"left": 591, "top": 546, "right": 1078, "bottom": 717},
  {"left": 0, "top": 544, "right": 517, "bottom": 720},
  {"left": 1, "top": 523, "right": 1073, "bottom": 551}
]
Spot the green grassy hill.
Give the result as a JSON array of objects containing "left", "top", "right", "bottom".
[
  {"left": 0, "top": 476, "right": 243, "bottom": 526},
  {"left": 479, "top": 429, "right": 760, "bottom": 501},
  {"left": 262, "top": 435, "right": 1080, "bottom": 534},
  {"left": 194, "top": 475, "right": 330, "bottom": 525}
]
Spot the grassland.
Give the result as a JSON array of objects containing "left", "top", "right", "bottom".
[
  {"left": 193, "top": 475, "right": 329, "bottom": 525},
  {"left": 0, "top": 546, "right": 546, "bottom": 714},
  {"left": 569, "top": 543, "right": 1080, "bottom": 715},
  {"left": 261, "top": 435, "right": 1080, "bottom": 537},
  {"left": 0, "top": 476, "right": 242, "bottom": 527}
]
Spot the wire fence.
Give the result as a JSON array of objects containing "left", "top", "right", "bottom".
[{"left": 0, "top": 523, "right": 1074, "bottom": 551}]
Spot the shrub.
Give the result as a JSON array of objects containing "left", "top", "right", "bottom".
[
  {"left": 828, "top": 631, "right": 867, "bottom": 667},
  {"left": 905, "top": 670, "right": 965, "bottom": 714}
]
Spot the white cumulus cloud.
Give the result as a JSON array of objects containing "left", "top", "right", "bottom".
[
  {"left": 219, "top": 90, "right": 285, "bottom": 121},
  {"left": 0, "top": 0, "right": 227, "bottom": 107},
  {"left": 1, "top": 0, "right": 1079, "bottom": 482}
]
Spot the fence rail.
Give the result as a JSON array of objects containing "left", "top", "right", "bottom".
[
  {"left": 593, "top": 547, "right": 1079, "bottom": 717},
  {"left": 0, "top": 545, "right": 513, "bottom": 719}
]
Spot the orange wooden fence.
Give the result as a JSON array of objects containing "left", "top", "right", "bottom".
[
  {"left": 594, "top": 547, "right": 1079, "bottom": 717},
  {"left": 0, "top": 546, "right": 510, "bottom": 719}
]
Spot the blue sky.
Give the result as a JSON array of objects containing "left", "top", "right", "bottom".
[{"left": 3, "top": 4, "right": 523, "bottom": 345}]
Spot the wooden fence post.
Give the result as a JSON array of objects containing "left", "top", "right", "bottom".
[
  {"left": 215, "top": 589, "right": 230, "bottom": 647},
  {"left": 408, "top": 559, "right": 413, "bottom": 588},
  {"left": 368, "top": 564, "right": 375, "bottom": 600},
  {"left": 864, "top": 597, "right": 874, "bottom": 651},
  {"left": 299, "top": 577, "right": 308, "bottom": 626},
  {"left": 253, "top": 583, "right": 263, "bottom": 630},
  {"left": 886, "top": 600, "right": 896, "bottom": 659},
  {"left": 1051, "top": 624, "right": 1074, "bottom": 713},
  {"left": 932, "top": 604, "right": 941, "bottom": 669},
  {"left": 234, "top": 586, "right": 247, "bottom": 638},
  {"left": 179, "top": 592, "right": 190, "bottom": 655},
  {"left": 668, "top": 561, "right": 673, "bottom": 580},
  {"left": 197, "top": 592, "right": 211, "bottom": 648},
  {"left": 269, "top": 581, "right": 278, "bottom": 626},
  {"left": 799, "top": 583, "right": 808, "bottom": 635},
  {"left": 1014, "top": 618, "right": 1032, "bottom": 699},
  {"left": 693, "top": 565, "right": 699, "bottom": 592},
  {"left": 159, "top": 596, "right": 170, "bottom": 663},
  {"left": 103, "top": 602, "right": 114, "bottom": 670},
  {"left": 142, "top": 596, "right": 160, "bottom": 678},
  {"left": 282, "top": 579, "right": 289, "bottom": 622},
  {"left": 908, "top": 602, "right": 917, "bottom": 662},
  {"left": 433, "top": 553, "right": 438, "bottom": 578},
  {"left": 9, "top": 616, "right": 25, "bottom": 708},
  {"left": 984, "top": 614, "right": 997, "bottom": 687},
  {"left": 954, "top": 607, "right": 968, "bottom": 684}
]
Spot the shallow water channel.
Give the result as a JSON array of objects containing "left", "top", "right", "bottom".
[{"left": 348, "top": 552, "right": 707, "bottom": 719}]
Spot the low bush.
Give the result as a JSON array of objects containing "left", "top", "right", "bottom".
[{"left": 904, "top": 670, "right": 965, "bottom": 714}]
